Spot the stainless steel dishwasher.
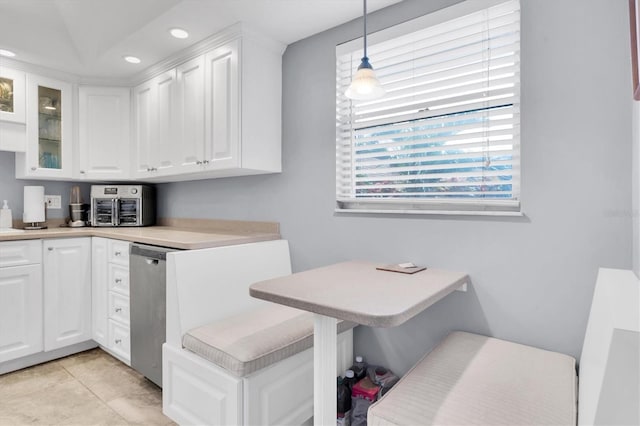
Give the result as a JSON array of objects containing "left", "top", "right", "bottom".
[{"left": 129, "top": 243, "right": 177, "bottom": 387}]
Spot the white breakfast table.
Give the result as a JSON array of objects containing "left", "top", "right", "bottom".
[{"left": 249, "top": 260, "right": 469, "bottom": 426}]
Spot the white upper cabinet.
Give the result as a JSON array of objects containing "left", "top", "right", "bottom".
[
  {"left": 204, "top": 40, "right": 240, "bottom": 171},
  {"left": 175, "top": 56, "right": 206, "bottom": 174},
  {"left": 0, "top": 66, "right": 27, "bottom": 152},
  {"left": 134, "top": 25, "right": 284, "bottom": 182},
  {"left": 10, "top": 24, "right": 284, "bottom": 184},
  {"left": 133, "top": 70, "right": 178, "bottom": 179},
  {"left": 16, "top": 74, "right": 73, "bottom": 180},
  {"left": 77, "top": 86, "right": 131, "bottom": 181}
]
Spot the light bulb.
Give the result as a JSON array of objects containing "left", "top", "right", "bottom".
[
  {"left": 170, "top": 28, "right": 189, "bottom": 39},
  {"left": 345, "top": 58, "right": 385, "bottom": 100},
  {"left": 123, "top": 55, "right": 141, "bottom": 64}
]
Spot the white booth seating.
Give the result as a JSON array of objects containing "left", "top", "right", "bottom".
[
  {"left": 162, "top": 240, "right": 355, "bottom": 426},
  {"left": 368, "top": 268, "right": 639, "bottom": 426},
  {"left": 368, "top": 332, "right": 577, "bottom": 425}
]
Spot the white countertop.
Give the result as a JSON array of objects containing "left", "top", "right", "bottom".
[{"left": 0, "top": 218, "right": 280, "bottom": 250}]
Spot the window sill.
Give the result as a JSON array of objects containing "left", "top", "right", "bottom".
[{"left": 335, "top": 208, "right": 524, "bottom": 217}]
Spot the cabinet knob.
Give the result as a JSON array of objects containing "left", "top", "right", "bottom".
[
  {"left": 115, "top": 339, "right": 122, "bottom": 345},
  {"left": 115, "top": 278, "right": 122, "bottom": 283},
  {"left": 115, "top": 307, "right": 122, "bottom": 313},
  {"left": 80, "top": 170, "right": 86, "bottom": 174},
  {"left": 114, "top": 251, "right": 121, "bottom": 256},
  {"left": 48, "top": 247, "right": 53, "bottom": 251},
  {"left": 196, "top": 161, "right": 202, "bottom": 165},
  {"left": 31, "top": 166, "right": 37, "bottom": 171},
  {"left": 203, "top": 160, "right": 209, "bottom": 164}
]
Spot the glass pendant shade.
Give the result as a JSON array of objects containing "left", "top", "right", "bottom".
[
  {"left": 345, "top": 0, "right": 384, "bottom": 101},
  {"left": 345, "top": 57, "right": 385, "bottom": 100}
]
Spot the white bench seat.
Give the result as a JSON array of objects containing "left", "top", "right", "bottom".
[
  {"left": 163, "top": 240, "right": 355, "bottom": 425},
  {"left": 368, "top": 331, "right": 577, "bottom": 426},
  {"left": 183, "top": 304, "right": 356, "bottom": 377}
]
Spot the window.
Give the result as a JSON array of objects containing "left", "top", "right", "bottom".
[{"left": 336, "top": 0, "right": 521, "bottom": 215}]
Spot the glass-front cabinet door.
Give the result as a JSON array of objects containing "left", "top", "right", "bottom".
[
  {"left": 38, "top": 86, "right": 62, "bottom": 169},
  {"left": 16, "top": 74, "right": 73, "bottom": 179}
]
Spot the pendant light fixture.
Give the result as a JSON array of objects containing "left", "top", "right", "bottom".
[{"left": 345, "top": 0, "right": 385, "bottom": 100}]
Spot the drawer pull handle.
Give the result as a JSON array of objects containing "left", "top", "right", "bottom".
[
  {"left": 115, "top": 307, "right": 122, "bottom": 313},
  {"left": 115, "top": 339, "right": 122, "bottom": 345},
  {"left": 115, "top": 278, "right": 122, "bottom": 283}
]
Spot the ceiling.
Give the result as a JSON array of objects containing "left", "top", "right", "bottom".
[{"left": 0, "top": 0, "right": 402, "bottom": 80}]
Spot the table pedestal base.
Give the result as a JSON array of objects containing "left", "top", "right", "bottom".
[{"left": 314, "top": 314, "right": 337, "bottom": 426}]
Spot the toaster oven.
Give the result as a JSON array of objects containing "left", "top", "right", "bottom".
[{"left": 90, "top": 185, "right": 155, "bottom": 227}]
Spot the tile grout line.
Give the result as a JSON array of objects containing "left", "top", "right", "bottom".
[{"left": 59, "top": 350, "right": 132, "bottom": 425}]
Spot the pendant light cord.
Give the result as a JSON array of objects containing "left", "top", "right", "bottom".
[{"left": 363, "top": 0, "right": 368, "bottom": 59}]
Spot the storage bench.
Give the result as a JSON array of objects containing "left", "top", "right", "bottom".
[
  {"left": 368, "top": 331, "right": 577, "bottom": 426},
  {"left": 162, "top": 240, "right": 355, "bottom": 425}
]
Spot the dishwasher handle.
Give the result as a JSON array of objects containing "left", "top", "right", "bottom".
[
  {"left": 130, "top": 244, "right": 177, "bottom": 261},
  {"left": 145, "top": 258, "right": 159, "bottom": 265}
]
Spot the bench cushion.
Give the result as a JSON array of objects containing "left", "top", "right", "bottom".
[
  {"left": 183, "top": 304, "right": 356, "bottom": 377},
  {"left": 368, "top": 331, "right": 577, "bottom": 426}
]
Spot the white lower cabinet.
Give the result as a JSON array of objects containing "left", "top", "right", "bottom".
[
  {"left": 0, "top": 261, "right": 43, "bottom": 363},
  {"left": 108, "top": 319, "right": 131, "bottom": 362},
  {"left": 43, "top": 238, "right": 92, "bottom": 351},
  {"left": 92, "top": 237, "right": 131, "bottom": 364},
  {"left": 92, "top": 237, "right": 109, "bottom": 346}
]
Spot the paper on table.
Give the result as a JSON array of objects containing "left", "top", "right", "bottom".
[{"left": 376, "top": 264, "right": 426, "bottom": 274}]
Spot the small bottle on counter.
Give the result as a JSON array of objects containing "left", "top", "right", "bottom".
[{"left": 0, "top": 200, "right": 13, "bottom": 229}]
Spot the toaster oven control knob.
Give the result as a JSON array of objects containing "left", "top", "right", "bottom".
[{"left": 131, "top": 188, "right": 138, "bottom": 194}]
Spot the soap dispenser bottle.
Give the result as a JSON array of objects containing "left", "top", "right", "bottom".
[{"left": 0, "top": 200, "right": 13, "bottom": 229}]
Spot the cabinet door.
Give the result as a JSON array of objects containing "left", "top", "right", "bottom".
[
  {"left": 133, "top": 70, "right": 177, "bottom": 178},
  {"left": 176, "top": 56, "right": 206, "bottom": 173},
  {"left": 204, "top": 40, "right": 240, "bottom": 170},
  {"left": 152, "top": 69, "right": 177, "bottom": 175},
  {"left": 133, "top": 80, "right": 154, "bottom": 177},
  {"left": 0, "top": 264, "right": 43, "bottom": 363},
  {"left": 16, "top": 74, "right": 73, "bottom": 179},
  {"left": 91, "top": 237, "right": 108, "bottom": 347},
  {"left": 78, "top": 86, "right": 131, "bottom": 180},
  {"left": 43, "top": 238, "right": 92, "bottom": 351}
]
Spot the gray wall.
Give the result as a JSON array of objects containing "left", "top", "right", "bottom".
[
  {"left": 633, "top": 100, "right": 639, "bottom": 277},
  {"left": 166, "top": 0, "right": 630, "bottom": 374},
  {"left": 0, "top": 151, "right": 90, "bottom": 221}
]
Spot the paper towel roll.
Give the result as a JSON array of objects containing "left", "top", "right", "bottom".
[{"left": 23, "top": 186, "right": 45, "bottom": 223}]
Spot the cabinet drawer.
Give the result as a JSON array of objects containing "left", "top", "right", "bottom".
[
  {"left": 108, "top": 319, "right": 130, "bottom": 364},
  {"left": 108, "top": 292, "right": 130, "bottom": 325},
  {"left": 108, "top": 240, "right": 130, "bottom": 266},
  {"left": 0, "top": 240, "right": 42, "bottom": 267},
  {"left": 108, "top": 263, "right": 129, "bottom": 295}
]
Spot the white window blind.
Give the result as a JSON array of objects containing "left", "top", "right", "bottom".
[{"left": 336, "top": 0, "right": 521, "bottom": 215}]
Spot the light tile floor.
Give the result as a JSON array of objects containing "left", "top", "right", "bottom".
[{"left": 0, "top": 348, "right": 175, "bottom": 425}]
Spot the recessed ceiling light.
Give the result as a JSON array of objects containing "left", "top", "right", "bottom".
[
  {"left": 123, "top": 55, "right": 141, "bottom": 64},
  {"left": 170, "top": 28, "right": 189, "bottom": 39},
  {"left": 0, "top": 49, "right": 16, "bottom": 57}
]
